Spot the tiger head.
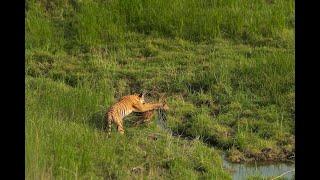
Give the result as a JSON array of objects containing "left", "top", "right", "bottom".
[{"left": 138, "top": 92, "right": 146, "bottom": 103}]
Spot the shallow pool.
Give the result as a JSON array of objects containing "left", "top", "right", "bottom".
[
  {"left": 221, "top": 154, "right": 295, "bottom": 180},
  {"left": 156, "top": 121, "right": 295, "bottom": 179}
]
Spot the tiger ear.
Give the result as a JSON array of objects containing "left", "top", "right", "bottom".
[{"left": 138, "top": 92, "right": 145, "bottom": 98}]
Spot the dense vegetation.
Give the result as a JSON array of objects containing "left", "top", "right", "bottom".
[{"left": 26, "top": 0, "right": 295, "bottom": 179}]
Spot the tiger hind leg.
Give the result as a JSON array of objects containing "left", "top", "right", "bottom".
[{"left": 114, "top": 118, "right": 125, "bottom": 134}]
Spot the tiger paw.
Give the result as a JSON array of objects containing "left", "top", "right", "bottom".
[{"left": 161, "top": 103, "right": 169, "bottom": 110}]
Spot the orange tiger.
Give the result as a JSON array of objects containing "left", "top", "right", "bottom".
[
  {"left": 106, "top": 93, "right": 169, "bottom": 135},
  {"left": 134, "top": 109, "right": 161, "bottom": 125}
]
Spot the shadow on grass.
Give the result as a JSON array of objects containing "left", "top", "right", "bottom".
[{"left": 87, "top": 110, "right": 107, "bottom": 131}]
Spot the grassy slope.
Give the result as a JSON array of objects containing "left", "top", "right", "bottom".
[{"left": 26, "top": 0, "right": 294, "bottom": 179}]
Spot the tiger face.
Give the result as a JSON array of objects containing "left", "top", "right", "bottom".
[{"left": 138, "top": 92, "right": 146, "bottom": 104}]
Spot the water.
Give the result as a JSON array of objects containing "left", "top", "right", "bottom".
[
  {"left": 156, "top": 115, "right": 295, "bottom": 179},
  {"left": 222, "top": 154, "right": 295, "bottom": 180}
]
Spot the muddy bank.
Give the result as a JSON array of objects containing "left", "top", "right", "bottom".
[
  {"left": 227, "top": 147, "right": 295, "bottom": 164},
  {"left": 169, "top": 128, "right": 294, "bottom": 164}
]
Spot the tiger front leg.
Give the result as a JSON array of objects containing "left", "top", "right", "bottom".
[{"left": 133, "top": 103, "right": 164, "bottom": 112}]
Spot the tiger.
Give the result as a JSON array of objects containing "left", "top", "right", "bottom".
[
  {"left": 106, "top": 92, "right": 169, "bottom": 135},
  {"left": 133, "top": 108, "right": 161, "bottom": 126},
  {"left": 134, "top": 110, "right": 156, "bottom": 125}
]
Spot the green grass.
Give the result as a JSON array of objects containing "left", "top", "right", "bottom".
[
  {"left": 26, "top": 77, "right": 231, "bottom": 179},
  {"left": 26, "top": 0, "right": 294, "bottom": 179}
]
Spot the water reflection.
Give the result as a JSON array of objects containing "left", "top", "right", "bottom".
[{"left": 222, "top": 154, "right": 295, "bottom": 180}]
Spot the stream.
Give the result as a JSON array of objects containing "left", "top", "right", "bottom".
[
  {"left": 221, "top": 153, "right": 295, "bottom": 180},
  {"left": 156, "top": 114, "right": 295, "bottom": 179}
]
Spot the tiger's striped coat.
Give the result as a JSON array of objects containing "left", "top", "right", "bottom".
[{"left": 106, "top": 93, "right": 168, "bottom": 135}]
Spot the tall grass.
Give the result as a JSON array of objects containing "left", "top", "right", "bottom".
[
  {"left": 26, "top": 77, "right": 231, "bottom": 179},
  {"left": 26, "top": 0, "right": 294, "bottom": 52}
]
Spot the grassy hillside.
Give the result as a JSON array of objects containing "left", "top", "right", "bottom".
[{"left": 26, "top": 0, "right": 295, "bottom": 179}]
